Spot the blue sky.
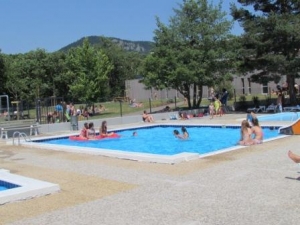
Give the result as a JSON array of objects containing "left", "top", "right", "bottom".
[{"left": 0, "top": 0, "right": 243, "bottom": 54}]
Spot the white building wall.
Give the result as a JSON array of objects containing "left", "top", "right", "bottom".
[{"left": 126, "top": 75, "right": 298, "bottom": 101}]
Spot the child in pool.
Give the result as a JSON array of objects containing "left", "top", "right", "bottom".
[{"left": 181, "top": 127, "right": 189, "bottom": 139}]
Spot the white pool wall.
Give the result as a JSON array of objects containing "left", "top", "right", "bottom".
[{"left": 0, "top": 169, "right": 60, "bottom": 205}]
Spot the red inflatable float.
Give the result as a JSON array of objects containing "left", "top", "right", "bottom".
[{"left": 69, "top": 133, "right": 120, "bottom": 141}]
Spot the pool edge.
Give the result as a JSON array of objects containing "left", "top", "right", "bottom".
[{"left": 0, "top": 169, "right": 60, "bottom": 205}]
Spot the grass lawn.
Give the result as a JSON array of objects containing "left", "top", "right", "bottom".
[
  {"left": 76, "top": 99, "right": 184, "bottom": 120},
  {"left": 1, "top": 94, "right": 281, "bottom": 124}
]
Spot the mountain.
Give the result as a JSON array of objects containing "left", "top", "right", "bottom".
[{"left": 59, "top": 36, "right": 154, "bottom": 54}]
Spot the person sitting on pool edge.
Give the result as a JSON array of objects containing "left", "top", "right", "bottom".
[
  {"left": 142, "top": 110, "right": 154, "bottom": 122},
  {"left": 99, "top": 120, "right": 115, "bottom": 137},
  {"left": 251, "top": 117, "right": 263, "bottom": 144},
  {"left": 79, "top": 122, "right": 89, "bottom": 139},
  {"left": 239, "top": 120, "right": 254, "bottom": 145}
]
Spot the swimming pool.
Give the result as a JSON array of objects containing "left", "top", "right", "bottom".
[
  {"left": 0, "top": 169, "right": 60, "bottom": 205},
  {"left": 0, "top": 180, "right": 20, "bottom": 191},
  {"left": 258, "top": 112, "right": 300, "bottom": 121},
  {"left": 27, "top": 124, "right": 284, "bottom": 163}
]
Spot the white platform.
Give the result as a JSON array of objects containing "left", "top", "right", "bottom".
[{"left": 0, "top": 169, "right": 60, "bottom": 205}]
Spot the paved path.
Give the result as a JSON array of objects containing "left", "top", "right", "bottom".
[{"left": 0, "top": 114, "right": 300, "bottom": 225}]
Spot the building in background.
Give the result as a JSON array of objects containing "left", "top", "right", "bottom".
[{"left": 125, "top": 74, "right": 291, "bottom": 101}]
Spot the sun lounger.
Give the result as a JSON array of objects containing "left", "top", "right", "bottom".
[
  {"left": 283, "top": 105, "right": 300, "bottom": 112},
  {"left": 266, "top": 104, "right": 276, "bottom": 113},
  {"left": 247, "top": 106, "right": 266, "bottom": 113}
]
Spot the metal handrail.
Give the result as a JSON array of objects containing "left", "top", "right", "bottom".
[{"left": 12, "top": 131, "right": 31, "bottom": 145}]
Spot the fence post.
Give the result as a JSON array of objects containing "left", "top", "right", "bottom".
[
  {"left": 36, "top": 99, "right": 41, "bottom": 123},
  {"left": 119, "top": 101, "right": 122, "bottom": 117},
  {"left": 149, "top": 98, "right": 152, "bottom": 113},
  {"left": 175, "top": 97, "right": 177, "bottom": 109},
  {"left": 234, "top": 89, "right": 237, "bottom": 105}
]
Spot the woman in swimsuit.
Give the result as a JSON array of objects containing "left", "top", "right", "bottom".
[
  {"left": 87, "top": 122, "right": 96, "bottom": 139},
  {"left": 239, "top": 120, "right": 253, "bottom": 145},
  {"left": 79, "top": 122, "right": 89, "bottom": 139},
  {"left": 142, "top": 111, "right": 154, "bottom": 122},
  {"left": 251, "top": 117, "right": 263, "bottom": 144},
  {"left": 99, "top": 120, "right": 115, "bottom": 137}
]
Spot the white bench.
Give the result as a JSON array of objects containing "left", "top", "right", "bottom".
[{"left": 1, "top": 124, "right": 40, "bottom": 139}]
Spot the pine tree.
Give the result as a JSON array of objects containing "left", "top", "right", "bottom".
[{"left": 231, "top": 0, "right": 300, "bottom": 104}]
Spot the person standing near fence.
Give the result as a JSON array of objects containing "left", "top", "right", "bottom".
[
  {"left": 209, "top": 102, "right": 215, "bottom": 119},
  {"left": 276, "top": 90, "right": 283, "bottom": 113},
  {"left": 220, "top": 89, "right": 228, "bottom": 105},
  {"left": 214, "top": 97, "right": 222, "bottom": 117}
]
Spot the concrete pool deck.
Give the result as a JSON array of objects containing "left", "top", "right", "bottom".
[{"left": 0, "top": 113, "right": 300, "bottom": 224}]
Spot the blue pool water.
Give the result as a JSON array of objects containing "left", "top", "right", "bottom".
[
  {"left": 258, "top": 112, "right": 300, "bottom": 122},
  {"left": 0, "top": 186, "right": 8, "bottom": 191},
  {"left": 37, "top": 125, "right": 282, "bottom": 155},
  {"left": 0, "top": 180, "right": 20, "bottom": 191}
]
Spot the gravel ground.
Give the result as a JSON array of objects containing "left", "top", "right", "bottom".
[{"left": 0, "top": 113, "right": 300, "bottom": 225}]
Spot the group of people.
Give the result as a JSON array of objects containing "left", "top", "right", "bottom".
[
  {"left": 242, "top": 111, "right": 300, "bottom": 168},
  {"left": 47, "top": 102, "right": 76, "bottom": 123},
  {"left": 239, "top": 112, "right": 263, "bottom": 145},
  {"left": 77, "top": 104, "right": 106, "bottom": 118},
  {"left": 173, "top": 127, "right": 189, "bottom": 140},
  {"left": 208, "top": 88, "right": 228, "bottom": 119},
  {"left": 208, "top": 97, "right": 223, "bottom": 119},
  {"left": 79, "top": 120, "right": 115, "bottom": 140},
  {"left": 47, "top": 103, "right": 108, "bottom": 124}
]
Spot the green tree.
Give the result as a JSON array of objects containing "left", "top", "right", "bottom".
[
  {"left": 23, "top": 49, "right": 51, "bottom": 100},
  {"left": 66, "top": 38, "right": 113, "bottom": 103},
  {"left": 45, "top": 51, "right": 68, "bottom": 98},
  {"left": 231, "top": 0, "right": 300, "bottom": 105},
  {"left": 142, "top": 0, "right": 234, "bottom": 108},
  {"left": 0, "top": 51, "right": 6, "bottom": 94},
  {"left": 4, "top": 54, "right": 32, "bottom": 101},
  {"left": 97, "top": 37, "right": 144, "bottom": 98},
  {"left": 4, "top": 50, "right": 68, "bottom": 103}
]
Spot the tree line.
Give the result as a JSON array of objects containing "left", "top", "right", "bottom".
[
  {"left": 0, "top": 37, "right": 144, "bottom": 105},
  {"left": 1, "top": 0, "right": 299, "bottom": 109}
]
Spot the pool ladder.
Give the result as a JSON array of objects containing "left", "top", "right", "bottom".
[{"left": 12, "top": 131, "right": 31, "bottom": 145}]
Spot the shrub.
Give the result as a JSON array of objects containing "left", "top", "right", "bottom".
[
  {"left": 252, "top": 96, "right": 260, "bottom": 107},
  {"left": 238, "top": 95, "right": 247, "bottom": 109},
  {"left": 239, "top": 95, "right": 246, "bottom": 103},
  {"left": 167, "top": 99, "right": 174, "bottom": 103}
]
